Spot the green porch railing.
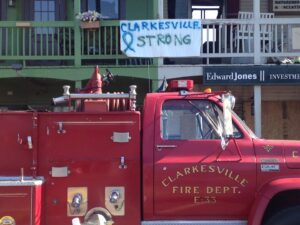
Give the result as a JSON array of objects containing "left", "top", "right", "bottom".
[
  {"left": 0, "top": 21, "right": 75, "bottom": 60},
  {"left": 0, "top": 21, "right": 153, "bottom": 66}
]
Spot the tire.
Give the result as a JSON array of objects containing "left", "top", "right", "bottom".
[{"left": 264, "top": 206, "right": 300, "bottom": 225}]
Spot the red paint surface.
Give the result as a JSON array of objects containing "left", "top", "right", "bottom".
[{"left": 0, "top": 91, "right": 300, "bottom": 225}]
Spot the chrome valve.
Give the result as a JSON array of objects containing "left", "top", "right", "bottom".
[
  {"left": 109, "top": 190, "right": 120, "bottom": 204},
  {"left": 71, "top": 193, "right": 83, "bottom": 209}
]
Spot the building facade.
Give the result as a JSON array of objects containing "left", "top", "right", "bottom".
[{"left": 0, "top": 0, "right": 300, "bottom": 139}]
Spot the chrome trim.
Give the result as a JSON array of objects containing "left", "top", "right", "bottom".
[
  {"left": 30, "top": 186, "right": 33, "bottom": 225},
  {"left": 156, "top": 145, "right": 177, "bottom": 148},
  {"left": 53, "top": 93, "right": 130, "bottom": 105},
  {"left": 156, "top": 145, "right": 177, "bottom": 151},
  {"left": 142, "top": 221, "right": 247, "bottom": 225},
  {"left": 56, "top": 121, "right": 136, "bottom": 125},
  {"left": 0, "top": 193, "right": 28, "bottom": 197},
  {"left": 0, "top": 176, "right": 44, "bottom": 186},
  {"left": 51, "top": 167, "right": 69, "bottom": 177}
]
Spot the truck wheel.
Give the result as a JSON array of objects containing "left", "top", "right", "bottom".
[{"left": 264, "top": 206, "right": 300, "bottom": 225}]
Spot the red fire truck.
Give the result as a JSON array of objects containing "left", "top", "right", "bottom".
[{"left": 0, "top": 66, "right": 300, "bottom": 225}]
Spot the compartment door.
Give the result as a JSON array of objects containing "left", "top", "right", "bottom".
[
  {"left": 0, "top": 113, "right": 35, "bottom": 176},
  {"left": 0, "top": 179, "right": 43, "bottom": 225}
]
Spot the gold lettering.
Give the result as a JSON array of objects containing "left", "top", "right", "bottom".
[
  {"left": 292, "top": 151, "right": 299, "bottom": 158},
  {"left": 234, "top": 174, "right": 240, "bottom": 182},
  {"left": 228, "top": 171, "right": 234, "bottom": 179},
  {"left": 200, "top": 165, "right": 207, "bottom": 172},
  {"left": 172, "top": 186, "right": 200, "bottom": 194},
  {"left": 176, "top": 171, "right": 184, "bottom": 179},
  {"left": 240, "top": 179, "right": 248, "bottom": 187},
  {"left": 215, "top": 186, "right": 222, "bottom": 194},
  {"left": 186, "top": 186, "right": 191, "bottom": 194},
  {"left": 216, "top": 166, "right": 225, "bottom": 174},
  {"left": 184, "top": 167, "right": 191, "bottom": 175},
  {"left": 162, "top": 179, "right": 169, "bottom": 187},
  {"left": 172, "top": 186, "right": 178, "bottom": 193},
  {"left": 206, "top": 186, "right": 214, "bottom": 194},
  {"left": 168, "top": 176, "right": 176, "bottom": 183},
  {"left": 194, "top": 196, "right": 217, "bottom": 204},
  {"left": 192, "top": 165, "right": 199, "bottom": 173},
  {"left": 208, "top": 165, "right": 215, "bottom": 173},
  {"left": 194, "top": 186, "right": 200, "bottom": 194},
  {"left": 223, "top": 186, "right": 230, "bottom": 193},
  {"left": 161, "top": 165, "right": 249, "bottom": 188},
  {"left": 206, "top": 186, "right": 240, "bottom": 194},
  {"left": 224, "top": 168, "right": 229, "bottom": 176},
  {"left": 194, "top": 196, "right": 201, "bottom": 204},
  {"left": 232, "top": 186, "right": 239, "bottom": 194}
]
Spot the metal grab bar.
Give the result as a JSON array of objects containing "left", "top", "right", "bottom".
[{"left": 156, "top": 145, "right": 177, "bottom": 151}]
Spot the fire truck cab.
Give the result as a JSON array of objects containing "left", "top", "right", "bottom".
[{"left": 0, "top": 67, "right": 300, "bottom": 225}]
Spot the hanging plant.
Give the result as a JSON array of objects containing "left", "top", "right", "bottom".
[{"left": 76, "top": 10, "right": 103, "bottom": 29}]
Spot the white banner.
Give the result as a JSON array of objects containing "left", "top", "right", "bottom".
[{"left": 120, "top": 19, "right": 201, "bottom": 57}]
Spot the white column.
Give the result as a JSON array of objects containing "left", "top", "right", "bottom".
[
  {"left": 254, "top": 86, "right": 262, "bottom": 137},
  {"left": 157, "top": 0, "right": 164, "bottom": 87},
  {"left": 253, "top": 0, "right": 260, "bottom": 62},
  {"left": 253, "top": 0, "right": 262, "bottom": 137},
  {"left": 158, "top": 0, "right": 164, "bottom": 19}
]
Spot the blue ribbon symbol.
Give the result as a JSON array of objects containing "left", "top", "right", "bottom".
[{"left": 122, "top": 32, "right": 135, "bottom": 53}]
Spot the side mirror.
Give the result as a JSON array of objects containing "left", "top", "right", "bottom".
[
  {"left": 221, "top": 93, "right": 235, "bottom": 149},
  {"left": 222, "top": 93, "right": 234, "bottom": 137}
]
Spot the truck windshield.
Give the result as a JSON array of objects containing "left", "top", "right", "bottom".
[
  {"left": 231, "top": 110, "right": 257, "bottom": 139},
  {"left": 161, "top": 99, "right": 242, "bottom": 140}
]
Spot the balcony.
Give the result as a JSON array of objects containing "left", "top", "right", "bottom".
[
  {"left": 0, "top": 18, "right": 300, "bottom": 68},
  {"left": 0, "top": 20, "right": 152, "bottom": 68}
]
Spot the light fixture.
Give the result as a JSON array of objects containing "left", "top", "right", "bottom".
[
  {"left": 11, "top": 63, "right": 23, "bottom": 71},
  {"left": 11, "top": 63, "right": 23, "bottom": 77},
  {"left": 8, "top": 0, "right": 15, "bottom": 7}
]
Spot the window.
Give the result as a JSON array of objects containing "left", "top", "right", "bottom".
[
  {"left": 34, "top": 0, "right": 55, "bottom": 34},
  {"left": 192, "top": 5, "right": 220, "bottom": 44},
  {"left": 85, "top": 0, "right": 119, "bottom": 19},
  {"left": 192, "top": 5, "right": 220, "bottom": 20},
  {"left": 161, "top": 100, "right": 241, "bottom": 140},
  {"left": 168, "top": 0, "right": 190, "bottom": 19},
  {"left": 34, "top": 0, "right": 55, "bottom": 21},
  {"left": 0, "top": 1, "right": 5, "bottom": 20}
]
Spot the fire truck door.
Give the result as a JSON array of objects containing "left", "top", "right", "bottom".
[{"left": 153, "top": 99, "right": 256, "bottom": 219}]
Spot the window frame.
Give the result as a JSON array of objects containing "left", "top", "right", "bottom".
[
  {"left": 160, "top": 99, "right": 243, "bottom": 141},
  {"left": 83, "top": 0, "right": 120, "bottom": 20},
  {"left": 33, "top": 0, "right": 56, "bottom": 34}
]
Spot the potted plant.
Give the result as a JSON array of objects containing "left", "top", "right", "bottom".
[{"left": 76, "top": 10, "right": 103, "bottom": 29}]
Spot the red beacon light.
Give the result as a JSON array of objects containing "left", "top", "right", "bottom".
[{"left": 169, "top": 80, "right": 194, "bottom": 91}]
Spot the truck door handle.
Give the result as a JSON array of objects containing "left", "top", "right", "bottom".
[{"left": 156, "top": 145, "right": 177, "bottom": 151}]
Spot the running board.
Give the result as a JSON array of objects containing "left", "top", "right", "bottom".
[{"left": 142, "top": 221, "right": 247, "bottom": 225}]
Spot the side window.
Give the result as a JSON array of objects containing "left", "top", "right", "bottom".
[
  {"left": 161, "top": 99, "right": 241, "bottom": 140},
  {"left": 34, "top": 0, "right": 55, "bottom": 34},
  {"left": 83, "top": 0, "right": 119, "bottom": 19},
  {"left": 34, "top": 0, "right": 55, "bottom": 21}
]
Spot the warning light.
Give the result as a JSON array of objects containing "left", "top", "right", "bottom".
[
  {"left": 169, "top": 80, "right": 194, "bottom": 91},
  {"left": 204, "top": 88, "right": 212, "bottom": 93}
]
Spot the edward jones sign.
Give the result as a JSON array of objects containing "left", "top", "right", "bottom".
[
  {"left": 203, "top": 66, "right": 300, "bottom": 85},
  {"left": 272, "top": 0, "right": 300, "bottom": 12}
]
